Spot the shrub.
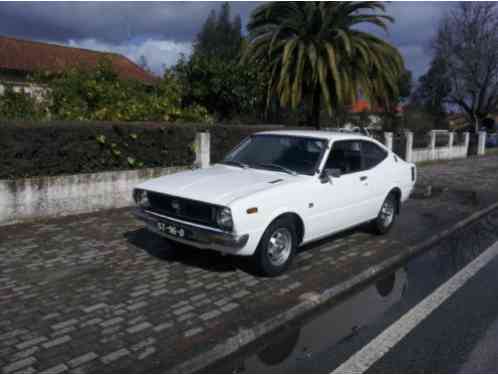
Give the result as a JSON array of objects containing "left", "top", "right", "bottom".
[
  {"left": 0, "top": 85, "right": 45, "bottom": 120},
  {"left": 41, "top": 60, "right": 213, "bottom": 123},
  {"left": 0, "top": 120, "right": 281, "bottom": 179}
]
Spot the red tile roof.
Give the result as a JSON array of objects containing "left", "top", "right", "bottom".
[
  {"left": 349, "top": 98, "right": 404, "bottom": 114},
  {"left": 0, "top": 36, "right": 157, "bottom": 85}
]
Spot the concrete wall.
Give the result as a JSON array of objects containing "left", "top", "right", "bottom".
[
  {"left": 411, "top": 144, "right": 469, "bottom": 163},
  {"left": 0, "top": 130, "right": 211, "bottom": 225},
  {"left": 0, "top": 166, "right": 188, "bottom": 226},
  {"left": 406, "top": 131, "right": 472, "bottom": 163}
]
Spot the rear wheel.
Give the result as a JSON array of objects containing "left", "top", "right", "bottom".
[
  {"left": 373, "top": 193, "right": 397, "bottom": 234},
  {"left": 254, "top": 217, "right": 297, "bottom": 276}
]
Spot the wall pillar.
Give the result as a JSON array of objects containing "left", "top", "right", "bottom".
[
  {"left": 384, "top": 132, "right": 393, "bottom": 151},
  {"left": 463, "top": 132, "right": 470, "bottom": 155},
  {"left": 429, "top": 130, "right": 437, "bottom": 160},
  {"left": 478, "top": 131, "right": 487, "bottom": 156},
  {"left": 448, "top": 132, "right": 454, "bottom": 159},
  {"left": 194, "top": 132, "right": 210, "bottom": 168},
  {"left": 405, "top": 131, "right": 413, "bottom": 162}
]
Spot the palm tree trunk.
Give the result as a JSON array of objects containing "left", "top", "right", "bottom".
[{"left": 306, "top": 89, "right": 321, "bottom": 129}]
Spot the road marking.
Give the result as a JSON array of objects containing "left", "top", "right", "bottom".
[{"left": 332, "top": 240, "right": 498, "bottom": 374}]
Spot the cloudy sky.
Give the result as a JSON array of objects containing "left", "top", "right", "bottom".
[{"left": 0, "top": 2, "right": 453, "bottom": 80}]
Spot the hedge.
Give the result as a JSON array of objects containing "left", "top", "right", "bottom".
[{"left": 0, "top": 121, "right": 282, "bottom": 180}]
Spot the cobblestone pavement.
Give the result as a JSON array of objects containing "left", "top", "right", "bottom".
[{"left": 1, "top": 155, "right": 497, "bottom": 373}]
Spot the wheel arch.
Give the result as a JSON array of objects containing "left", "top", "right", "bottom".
[
  {"left": 268, "top": 211, "right": 305, "bottom": 245},
  {"left": 388, "top": 187, "right": 402, "bottom": 214}
]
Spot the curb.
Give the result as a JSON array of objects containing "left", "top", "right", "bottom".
[{"left": 170, "top": 201, "right": 498, "bottom": 373}]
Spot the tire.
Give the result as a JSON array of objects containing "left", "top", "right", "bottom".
[
  {"left": 372, "top": 192, "right": 398, "bottom": 235},
  {"left": 254, "top": 216, "right": 297, "bottom": 276}
]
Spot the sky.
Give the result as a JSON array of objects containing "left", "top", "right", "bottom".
[{"left": 0, "top": 2, "right": 454, "bottom": 80}]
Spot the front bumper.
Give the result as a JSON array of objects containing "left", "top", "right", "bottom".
[{"left": 132, "top": 208, "right": 249, "bottom": 253}]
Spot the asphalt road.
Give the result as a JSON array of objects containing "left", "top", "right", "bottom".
[
  {"left": 369, "top": 247, "right": 498, "bottom": 373},
  {"left": 206, "top": 207, "right": 498, "bottom": 373}
]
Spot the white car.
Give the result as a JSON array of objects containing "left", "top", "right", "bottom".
[{"left": 133, "top": 130, "right": 416, "bottom": 276}]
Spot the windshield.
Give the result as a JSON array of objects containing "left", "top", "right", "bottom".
[{"left": 222, "top": 135, "right": 328, "bottom": 176}]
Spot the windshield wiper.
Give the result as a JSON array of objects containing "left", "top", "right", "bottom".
[
  {"left": 256, "top": 163, "right": 298, "bottom": 176},
  {"left": 222, "top": 160, "right": 250, "bottom": 169}
]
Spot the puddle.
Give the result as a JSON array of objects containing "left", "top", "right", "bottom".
[
  {"left": 254, "top": 270, "right": 407, "bottom": 373},
  {"left": 208, "top": 269, "right": 407, "bottom": 373},
  {"left": 206, "top": 208, "right": 498, "bottom": 374}
]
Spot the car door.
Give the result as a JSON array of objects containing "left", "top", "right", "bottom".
[
  {"left": 306, "top": 140, "right": 372, "bottom": 239},
  {"left": 359, "top": 140, "right": 392, "bottom": 219}
]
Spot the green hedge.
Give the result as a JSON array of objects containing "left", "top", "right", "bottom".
[{"left": 0, "top": 121, "right": 282, "bottom": 179}]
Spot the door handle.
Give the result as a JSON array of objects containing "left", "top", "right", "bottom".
[{"left": 360, "top": 176, "right": 368, "bottom": 181}]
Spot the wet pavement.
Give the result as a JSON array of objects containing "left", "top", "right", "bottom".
[
  {"left": 0, "top": 155, "right": 498, "bottom": 373},
  {"left": 207, "top": 208, "right": 498, "bottom": 373}
]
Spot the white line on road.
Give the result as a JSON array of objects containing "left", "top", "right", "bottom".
[{"left": 332, "top": 240, "right": 498, "bottom": 374}]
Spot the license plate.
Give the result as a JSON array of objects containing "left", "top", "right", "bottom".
[{"left": 157, "top": 221, "right": 186, "bottom": 238}]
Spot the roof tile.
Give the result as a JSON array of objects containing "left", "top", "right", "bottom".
[{"left": 0, "top": 35, "right": 158, "bottom": 85}]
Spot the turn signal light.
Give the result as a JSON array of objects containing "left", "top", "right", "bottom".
[{"left": 247, "top": 207, "right": 258, "bottom": 214}]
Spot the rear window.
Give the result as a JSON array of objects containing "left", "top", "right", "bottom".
[{"left": 362, "top": 141, "right": 388, "bottom": 169}]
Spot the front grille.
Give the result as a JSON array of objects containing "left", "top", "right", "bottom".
[{"left": 146, "top": 191, "right": 217, "bottom": 227}]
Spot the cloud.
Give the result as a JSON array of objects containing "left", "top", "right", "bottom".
[
  {"left": 0, "top": 2, "right": 455, "bottom": 79},
  {"left": 386, "top": 2, "right": 452, "bottom": 46},
  {"left": 358, "top": 2, "right": 452, "bottom": 79},
  {"left": 0, "top": 2, "right": 258, "bottom": 44},
  {"left": 399, "top": 45, "right": 433, "bottom": 79},
  {"left": 65, "top": 38, "right": 192, "bottom": 75}
]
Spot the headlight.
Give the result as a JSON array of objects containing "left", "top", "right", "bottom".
[
  {"left": 133, "top": 189, "right": 150, "bottom": 208},
  {"left": 216, "top": 207, "right": 233, "bottom": 230}
]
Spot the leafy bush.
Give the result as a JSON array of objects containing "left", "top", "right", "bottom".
[
  {"left": 0, "top": 60, "right": 213, "bottom": 123},
  {"left": 174, "top": 54, "right": 266, "bottom": 121},
  {"left": 0, "top": 85, "right": 45, "bottom": 120},
  {"left": 41, "top": 60, "right": 213, "bottom": 123},
  {"left": 0, "top": 120, "right": 282, "bottom": 179}
]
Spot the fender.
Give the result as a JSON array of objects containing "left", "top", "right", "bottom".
[{"left": 262, "top": 207, "right": 306, "bottom": 244}]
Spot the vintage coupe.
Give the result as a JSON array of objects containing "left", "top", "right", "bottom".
[{"left": 133, "top": 131, "right": 416, "bottom": 276}]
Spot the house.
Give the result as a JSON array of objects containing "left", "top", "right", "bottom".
[
  {"left": 349, "top": 98, "right": 404, "bottom": 115},
  {"left": 339, "top": 98, "right": 404, "bottom": 130},
  {"left": 0, "top": 35, "right": 157, "bottom": 98},
  {"left": 447, "top": 113, "right": 469, "bottom": 131}
]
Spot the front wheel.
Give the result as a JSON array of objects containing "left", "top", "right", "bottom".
[
  {"left": 254, "top": 217, "right": 297, "bottom": 276},
  {"left": 372, "top": 193, "right": 397, "bottom": 235}
]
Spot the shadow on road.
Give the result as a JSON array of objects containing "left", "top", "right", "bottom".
[
  {"left": 124, "top": 228, "right": 257, "bottom": 275},
  {"left": 125, "top": 222, "right": 375, "bottom": 277}
]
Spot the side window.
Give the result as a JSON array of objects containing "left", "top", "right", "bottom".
[
  {"left": 325, "top": 140, "right": 363, "bottom": 174},
  {"left": 362, "top": 141, "right": 388, "bottom": 169}
]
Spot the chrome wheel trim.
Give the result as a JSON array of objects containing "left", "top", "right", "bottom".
[
  {"left": 380, "top": 198, "right": 395, "bottom": 227},
  {"left": 267, "top": 228, "right": 292, "bottom": 267}
]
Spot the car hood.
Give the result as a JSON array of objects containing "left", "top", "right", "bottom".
[{"left": 136, "top": 164, "right": 304, "bottom": 206}]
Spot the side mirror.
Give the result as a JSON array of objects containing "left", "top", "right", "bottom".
[{"left": 320, "top": 168, "right": 342, "bottom": 183}]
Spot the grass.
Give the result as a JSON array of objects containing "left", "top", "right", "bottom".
[{"left": 485, "top": 147, "right": 498, "bottom": 156}]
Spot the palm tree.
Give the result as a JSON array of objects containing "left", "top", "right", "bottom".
[{"left": 244, "top": 2, "right": 405, "bottom": 128}]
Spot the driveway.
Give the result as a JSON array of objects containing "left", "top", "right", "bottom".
[{"left": 1, "top": 155, "right": 498, "bottom": 373}]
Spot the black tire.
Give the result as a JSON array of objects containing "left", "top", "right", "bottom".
[
  {"left": 372, "top": 192, "right": 398, "bottom": 235},
  {"left": 254, "top": 216, "right": 297, "bottom": 276}
]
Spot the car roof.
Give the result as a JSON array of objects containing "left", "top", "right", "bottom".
[{"left": 255, "top": 129, "right": 372, "bottom": 142}]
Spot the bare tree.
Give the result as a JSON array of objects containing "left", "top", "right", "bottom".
[{"left": 433, "top": 3, "right": 498, "bottom": 132}]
